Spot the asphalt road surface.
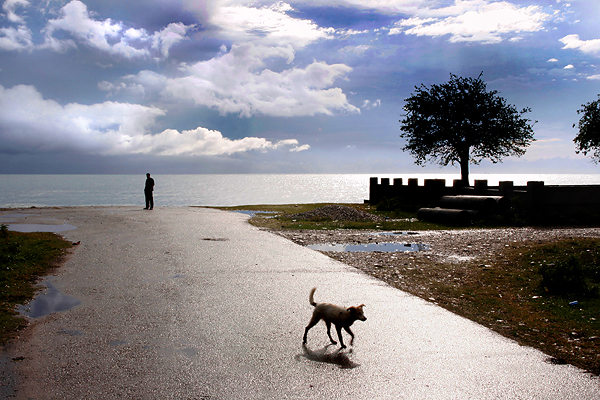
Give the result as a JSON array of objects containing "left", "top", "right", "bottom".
[{"left": 2, "top": 207, "right": 599, "bottom": 399}]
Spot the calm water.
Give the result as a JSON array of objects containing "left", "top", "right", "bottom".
[{"left": 2, "top": 173, "right": 600, "bottom": 207}]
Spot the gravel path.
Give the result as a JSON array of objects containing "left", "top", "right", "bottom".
[
  {"left": 276, "top": 227, "right": 600, "bottom": 264},
  {"left": 274, "top": 226, "right": 600, "bottom": 303}
]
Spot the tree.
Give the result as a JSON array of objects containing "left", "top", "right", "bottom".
[
  {"left": 399, "top": 74, "right": 536, "bottom": 185},
  {"left": 573, "top": 94, "right": 600, "bottom": 162}
]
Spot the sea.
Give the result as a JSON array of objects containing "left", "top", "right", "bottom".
[{"left": 2, "top": 173, "right": 600, "bottom": 208}]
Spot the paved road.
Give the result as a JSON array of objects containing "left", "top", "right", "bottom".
[{"left": 2, "top": 207, "right": 599, "bottom": 399}]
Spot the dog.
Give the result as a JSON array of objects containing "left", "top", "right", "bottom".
[{"left": 303, "top": 287, "right": 366, "bottom": 348}]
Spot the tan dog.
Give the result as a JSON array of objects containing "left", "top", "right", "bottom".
[{"left": 303, "top": 288, "right": 366, "bottom": 348}]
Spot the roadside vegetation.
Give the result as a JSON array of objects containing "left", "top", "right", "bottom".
[
  {"left": 377, "top": 237, "right": 600, "bottom": 375},
  {"left": 217, "top": 203, "right": 442, "bottom": 230},
  {"left": 0, "top": 224, "right": 72, "bottom": 344}
]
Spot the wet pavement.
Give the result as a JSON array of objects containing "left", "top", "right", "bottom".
[{"left": 1, "top": 207, "right": 599, "bottom": 399}]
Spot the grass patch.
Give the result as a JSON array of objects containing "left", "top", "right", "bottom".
[
  {"left": 355, "top": 237, "right": 600, "bottom": 375},
  {"left": 461, "top": 238, "right": 600, "bottom": 374},
  {"left": 0, "top": 225, "right": 72, "bottom": 344},
  {"left": 213, "top": 203, "right": 443, "bottom": 231}
]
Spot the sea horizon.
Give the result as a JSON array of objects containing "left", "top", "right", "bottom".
[{"left": 2, "top": 173, "right": 600, "bottom": 208}]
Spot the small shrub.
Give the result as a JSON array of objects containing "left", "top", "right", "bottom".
[
  {"left": 540, "top": 256, "right": 599, "bottom": 298},
  {"left": 0, "top": 224, "right": 8, "bottom": 241}
]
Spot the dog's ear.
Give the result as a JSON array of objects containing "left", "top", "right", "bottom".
[
  {"left": 358, "top": 304, "right": 365, "bottom": 309},
  {"left": 347, "top": 306, "right": 356, "bottom": 314}
]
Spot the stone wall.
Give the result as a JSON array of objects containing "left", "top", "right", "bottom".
[{"left": 369, "top": 177, "right": 600, "bottom": 210}]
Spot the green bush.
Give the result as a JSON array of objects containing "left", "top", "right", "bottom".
[{"left": 540, "top": 256, "right": 600, "bottom": 298}]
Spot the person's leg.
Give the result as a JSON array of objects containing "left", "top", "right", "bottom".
[{"left": 149, "top": 193, "right": 154, "bottom": 210}]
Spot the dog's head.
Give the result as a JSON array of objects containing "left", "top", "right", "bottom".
[{"left": 348, "top": 304, "right": 367, "bottom": 321}]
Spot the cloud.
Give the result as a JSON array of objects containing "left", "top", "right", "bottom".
[
  {"left": 2, "top": 0, "right": 29, "bottom": 24},
  {"left": 560, "top": 34, "right": 600, "bottom": 56},
  {"left": 12, "top": 0, "right": 195, "bottom": 58},
  {"left": 0, "top": 84, "right": 165, "bottom": 154},
  {"left": 362, "top": 99, "right": 381, "bottom": 109},
  {"left": 130, "top": 128, "right": 309, "bottom": 156},
  {"left": 151, "top": 22, "right": 193, "bottom": 58},
  {"left": 0, "top": 83, "right": 308, "bottom": 156},
  {"left": 0, "top": 0, "right": 34, "bottom": 51},
  {"left": 113, "top": 43, "right": 359, "bottom": 117},
  {"left": 290, "top": 143, "right": 310, "bottom": 152},
  {"left": 0, "top": 24, "right": 33, "bottom": 51},
  {"left": 188, "top": 1, "right": 333, "bottom": 48},
  {"left": 389, "top": 1, "right": 551, "bottom": 43},
  {"left": 339, "top": 44, "right": 372, "bottom": 56}
]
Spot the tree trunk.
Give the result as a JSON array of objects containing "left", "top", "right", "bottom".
[{"left": 459, "top": 148, "right": 470, "bottom": 186}]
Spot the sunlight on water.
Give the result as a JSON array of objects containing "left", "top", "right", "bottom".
[{"left": 1, "top": 173, "right": 600, "bottom": 207}]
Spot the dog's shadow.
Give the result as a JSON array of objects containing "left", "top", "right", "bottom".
[{"left": 296, "top": 343, "right": 360, "bottom": 369}]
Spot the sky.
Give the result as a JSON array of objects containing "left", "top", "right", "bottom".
[{"left": 1, "top": 0, "right": 600, "bottom": 175}]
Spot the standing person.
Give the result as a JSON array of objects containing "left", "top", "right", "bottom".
[{"left": 144, "top": 173, "right": 155, "bottom": 210}]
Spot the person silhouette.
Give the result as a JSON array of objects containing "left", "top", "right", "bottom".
[{"left": 144, "top": 173, "right": 155, "bottom": 210}]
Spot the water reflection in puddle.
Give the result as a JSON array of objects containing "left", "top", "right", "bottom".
[
  {"left": 375, "top": 231, "right": 418, "bottom": 236},
  {"left": 307, "top": 243, "right": 429, "bottom": 252},
  {"left": 234, "top": 210, "right": 276, "bottom": 217},
  {"left": 19, "top": 278, "right": 81, "bottom": 318}
]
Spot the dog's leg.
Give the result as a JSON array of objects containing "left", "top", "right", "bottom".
[
  {"left": 303, "top": 315, "right": 321, "bottom": 344},
  {"left": 343, "top": 326, "right": 355, "bottom": 345},
  {"left": 335, "top": 325, "right": 346, "bottom": 348},
  {"left": 325, "top": 321, "right": 337, "bottom": 345}
]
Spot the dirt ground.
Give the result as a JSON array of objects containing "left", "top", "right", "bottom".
[{"left": 275, "top": 227, "right": 600, "bottom": 276}]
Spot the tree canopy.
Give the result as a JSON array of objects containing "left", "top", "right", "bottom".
[
  {"left": 574, "top": 94, "right": 600, "bottom": 163},
  {"left": 399, "top": 74, "right": 536, "bottom": 185}
]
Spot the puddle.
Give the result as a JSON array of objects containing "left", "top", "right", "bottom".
[
  {"left": 6, "top": 223, "right": 78, "bottom": 233},
  {"left": 19, "top": 278, "right": 81, "bottom": 318},
  {"left": 375, "top": 231, "right": 418, "bottom": 236},
  {"left": 233, "top": 210, "right": 276, "bottom": 217},
  {"left": 307, "top": 243, "right": 429, "bottom": 253}
]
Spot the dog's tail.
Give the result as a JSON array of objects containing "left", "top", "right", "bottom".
[{"left": 309, "top": 287, "right": 317, "bottom": 307}]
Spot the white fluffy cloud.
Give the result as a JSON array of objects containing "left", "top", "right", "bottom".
[
  {"left": 2, "top": 0, "right": 29, "bottom": 24},
  {"left": 0, "top": 84, "right": 308, "bottom": 156},
  {"left": 389, "top": 1, "right": 551, "bottom": 43},
  {"left": 0, "top": 0, "right": 33, "bottom": 51},
  {"left": 41, "top": 1, "right": 193, "bottom": 58},
  {"left": 130, "top": 128, "right": 308, "bottom": 156},
  {"left": 560, "top": 34, "right": 600, "bottom": 56},
  {"left": 0, "top": 24, "right": 32, "bottom": 50},
  {"left": 0, "top": 84, "right": 165, "bottom": 153},
  {"left": 112, "top": 43, "right": 359, "bottom": 117},
  {"left": 0, "top": 0, "right": 193, "bottom": 57},
  {"left": 186, "top": 1, "right": 333, "bottom": 49}
]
